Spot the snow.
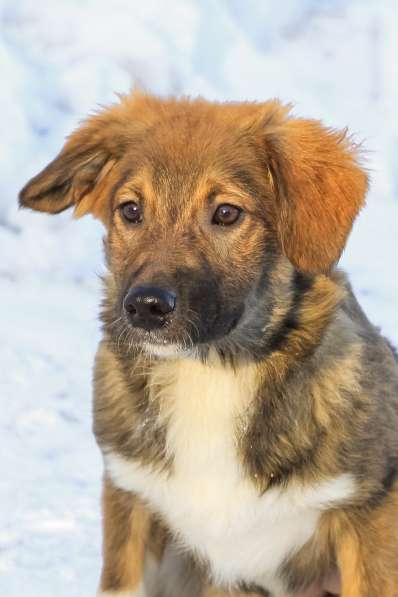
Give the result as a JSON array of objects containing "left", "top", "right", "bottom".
[{"left": 1, "top": 1, "right": 398, "bottom": 595}]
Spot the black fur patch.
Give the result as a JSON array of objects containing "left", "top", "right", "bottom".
[
  {"left": 266, "top": 270, "right": 314, "bottom": 354},
  {"left": 365, "top": 457, "right": 398, "bottom": 509},
  {"left": 238, "top": 581, "right": 270, "bottom": 596}
]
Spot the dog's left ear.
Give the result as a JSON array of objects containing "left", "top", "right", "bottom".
[{"left": 261, "top": 110, "right": 368, "bottom": 273}]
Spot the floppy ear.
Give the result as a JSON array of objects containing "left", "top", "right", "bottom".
[
  {"left": 263, "top": 112, "right": 368, "bottom": 273},
  {"left": 19, "top": 104, "right": 134, "bottom": 224}
]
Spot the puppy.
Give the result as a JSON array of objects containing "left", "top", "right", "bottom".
[{"left": 20, "top": 91, "right": 398, "bottom": 596}]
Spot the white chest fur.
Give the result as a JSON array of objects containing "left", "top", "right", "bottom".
[{"left": 104, "top": 355, "right": 354, "bottom": 593}]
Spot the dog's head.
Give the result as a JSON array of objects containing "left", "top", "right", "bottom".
[{"left": 20, "top": 92, "right": 367, "bottom": 357}]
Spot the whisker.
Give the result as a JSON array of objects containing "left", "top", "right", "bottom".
[{"left": 107, "top": 316, "right": 123, "bottom": 329}]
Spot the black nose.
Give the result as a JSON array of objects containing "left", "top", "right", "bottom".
[{"left": 124, "top": 286, "right": 176, "bottom": 330}]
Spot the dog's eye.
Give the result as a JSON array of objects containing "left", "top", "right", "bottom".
[
  {"left": 119, "top": 202, "right": 142, "bottom": 224},
  {"left": 212, "top": 204, "right": 241, "bottom": 226}
]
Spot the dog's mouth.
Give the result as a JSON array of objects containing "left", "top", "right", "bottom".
[
  {"left": 116, "top": 314, "right": 198, "bottom": 356},
  {"left": 116, "top": 305, "right": 244, "bottom": 358}
]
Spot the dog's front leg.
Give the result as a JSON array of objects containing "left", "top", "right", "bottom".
[
  {"left": 336, "top": 511, "right": 398, "bottom": 597},
  {"left": 97, "top": 476, "right": 151, "bottom": 597}
]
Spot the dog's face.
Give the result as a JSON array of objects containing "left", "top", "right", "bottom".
[
  {"left": 20, "top": 92, "right": 367, "bottom": 357},
  {"left": 100, "top": 108, "right": 280, "bottom": 355}
]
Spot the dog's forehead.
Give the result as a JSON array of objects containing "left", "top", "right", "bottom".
[
  {"left": 117, "top": 104, "right": 264, "bottom": 212},
  {"left": 142, "top": 109, "right": 246, "bottom": 172}
]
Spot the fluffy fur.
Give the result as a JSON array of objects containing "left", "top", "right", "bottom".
[{"left": 20, "top": 91, "right": 398, "bottom": 596}]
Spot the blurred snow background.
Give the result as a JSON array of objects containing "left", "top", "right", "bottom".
[{"left": 1, "top": 1, "right": 398, "bottom": 595}]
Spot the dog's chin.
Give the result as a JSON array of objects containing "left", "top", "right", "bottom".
[
  {"left": 122, "top": 325, "right": 196, "bottom": 358},
  {"left": 123, "top": 313, "right": 242, "bottom": 359},
  {"left": 142, "top": 342, "right": 195, "bottom": 358}
]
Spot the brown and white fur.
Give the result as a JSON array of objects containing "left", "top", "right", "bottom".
[{"left": 20, "top": 92, "right": 398, "bottom": 596}]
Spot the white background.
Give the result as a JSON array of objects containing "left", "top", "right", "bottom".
[{"left": 1, "top": 1, "right": 398, "bottom": 595}]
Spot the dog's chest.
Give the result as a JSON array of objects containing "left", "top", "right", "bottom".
[{"left": 105, "top": 357, "right": 354, "bottom": 592}]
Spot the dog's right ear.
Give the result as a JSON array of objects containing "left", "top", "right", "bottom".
[
  {"left": 19, "top": 110, "right": 128, "bottom": 223},
  {"left": 19, "top": 94, "right": 146, "bottom": 223}
]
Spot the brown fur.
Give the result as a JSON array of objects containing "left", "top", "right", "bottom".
[
  {"left": 100, "top": 477, "right": 150, "bottom": 592},
  {"left": 334, "top": 486, "right": 398, "bottom": 596},
  {"left": 19, "top": 91, "right": 367, "bottom": 275},
  {"left": 264, "top": 118, "right": 368, "bottom": 273},
  {"left": 19, "top": 91, "right": 398, "bottom": 597}
]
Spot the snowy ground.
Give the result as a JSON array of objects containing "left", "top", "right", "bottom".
[{"left": 1, "top": 1, "right": 398, "bottom": 596}]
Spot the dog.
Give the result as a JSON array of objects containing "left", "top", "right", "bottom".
[{"left": 20, "top": 91, "right": 398, "bottom": 596}]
